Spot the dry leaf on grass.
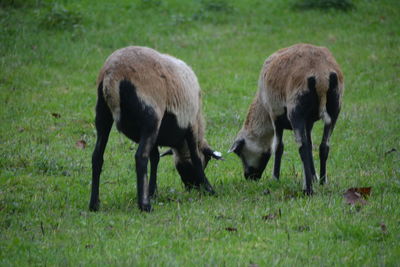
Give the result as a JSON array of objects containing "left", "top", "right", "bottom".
[
  {"left": 76, "top": 140, "right": 87, "bottom": 149},
  {"left": 262, "top": 208, "right": 281, "bottom": 221},
  {"left": 343, "top": 187, "right": 371, "bottom": 205},
  {"left": 348, "top": 187, "right": 371, "bottom": 197}
]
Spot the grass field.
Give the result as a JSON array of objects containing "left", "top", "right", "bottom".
[{"left": 1, "top": 0, "right": 399, "bottom": 265}]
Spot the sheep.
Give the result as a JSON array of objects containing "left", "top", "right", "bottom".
[
  {"left": 229, "top": 43, "right": 344, "bottom": 195},
  {"left": 89, "top": 46, "right": 222, "bottom": 212}
]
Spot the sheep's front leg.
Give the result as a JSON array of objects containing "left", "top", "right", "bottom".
[
  {"left": 89, "top": 83, "right": 113, "bottom": 212},
  {"left": 272, "top": 122, "right": 284, "bottom": 180},
  {"left": 149, "top": 146, "right": 160, "bottom": 198},
  {"left": 185, "top": 128, "right": 215, "bottom": 194},
  {"left": 135, "top": 133, "right": 158, "bottom": 212}
]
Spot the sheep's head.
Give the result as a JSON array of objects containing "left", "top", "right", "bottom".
[
  {"left": 229, "top": 134, "right": 270, "bottom": 180},
  {"left": 160, "top": 142, "right": 223, "bottom": 189}
]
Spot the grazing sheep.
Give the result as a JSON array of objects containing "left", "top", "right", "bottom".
[
  {"left": 89, "top": 46, "right": 222, "bottom": 212},
  {"left": 229, "top": 43, "right": 344, "bottom": 194}
]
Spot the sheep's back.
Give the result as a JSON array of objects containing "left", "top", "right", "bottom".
[{"left": 98, "top": 46, "right": 200, "bottom": 129}]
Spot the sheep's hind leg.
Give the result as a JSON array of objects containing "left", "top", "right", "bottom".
[
  {"left": 148, "top": 146, "right": 159, "bottom": 198},
  {"left": 90, "top": 82, "right": 113, "bottom": 211},
  {"left": 135, "top": 131, "right": 159, "bottom": 212},
  {"left": 319, "top": 119, "right": 338, "bottom": 185},
  {"left": 292, "top": 120, "right": 314, "bottom": 195},
  {"left": 289, "top": 76, "right": 319, "bottom": 195},
  {"left": 320, "top": 72, "right": 341, "bottom": 185},
  {"left": 306, "top": 122, "right": 317, "bottom": 182},
  {"left": 185, "top": 128, "right": 215, "bottom": 195}
]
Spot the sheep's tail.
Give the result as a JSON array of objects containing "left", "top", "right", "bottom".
[{"left": 312, "top": 72, "right": 338, "bottom": 125}]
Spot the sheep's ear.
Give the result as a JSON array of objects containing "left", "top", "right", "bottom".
[
  {"left": 228, "top": 138, "right": 245, "bottom": 154},
  {"left": 203, "top": 148, "right": 224, "bottom": 160},
  {"left": 160, "top": 149, "right": 173, "bottom": 157}
]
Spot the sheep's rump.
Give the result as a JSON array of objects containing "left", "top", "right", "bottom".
[
  {"left": 259, "top": 43, "right": 344, "bottom": 118},
  {"left": 97, "top": 46, "right": 201, "bottom": 129}
]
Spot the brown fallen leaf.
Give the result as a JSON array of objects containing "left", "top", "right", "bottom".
[
  {"left": 343, "top": 187, "right": 371, "bottom": 206},
  {"left": 76, "top": 140, "right": 87, "bottom": 149},
  {"left": 225, "top": 227, "right": 237, "bottom": 232},
  {"left": 262, "top": 208, "right": 281, "bottom": 221},
  {"left": 348, "top": 187, "right": 372, "bottom": 198},
  {"left": 51, "top": 112, "right": 61, "bottom": 118},
  {"left": 343, "top": 191, "right": 366, "bottom": 205}
]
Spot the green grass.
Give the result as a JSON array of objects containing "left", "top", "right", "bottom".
[{"left": 1, "top": 0, "right": 399, "bottom": 265}]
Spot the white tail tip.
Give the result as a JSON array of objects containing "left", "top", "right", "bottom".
[{"left": 213, "top": 151, "right": 222, "bottom": 158}]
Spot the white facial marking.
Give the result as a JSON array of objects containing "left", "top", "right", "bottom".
[{"left": 241, "top": 138, "right": 265, "bottom": 168}]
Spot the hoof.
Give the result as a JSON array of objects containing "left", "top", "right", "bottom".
[
  {"left": 139, "top": 203, "right": 152, "bottom": 212},
  {"left": 202, "top": 183, "right": 216, "bottom": 195},
  {"left": 303, "top": 189, "right": 314, "bottom": 196},
  {"left": 319, "top": 175, "right": 327, "bottom": 185},
  {"left": 206, "top": 188, "right": 216, "bottom": 195},
  {"left": 89, "top": 200, "right": 100, "bottom": 212}
]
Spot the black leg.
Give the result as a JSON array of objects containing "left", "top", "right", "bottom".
[
  {"left": 273, "top": 123, "right": 284, "bottom": 180},
  {"left": 319, "top": 121, "right": 337, "bottom": 185},
  {"left": 306, "top": 122, "right": 317, "bottom": 182},
  {"left": 176, "top": 160, "right": 199, "bottom": 190},
  {"left": 320, "top": 72, "right": 341, "bottom": 185},
  {"left": 149, "top": 146, "right": 160, "bottom": 198},
  {"left": 291, "top": 119, "right": 314, "bottom": 195},
  {"left": 89, "top": 82, "right": 113, "bottom": 211},
  {"left": 185, "top": 128, "right": 215, "bottom": 194},
  {"left": 135, "top": 131, "right": 158, "bottom": 212},
  {"left": 288, "top": 76, "right": 320, "bottom": 195}
]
